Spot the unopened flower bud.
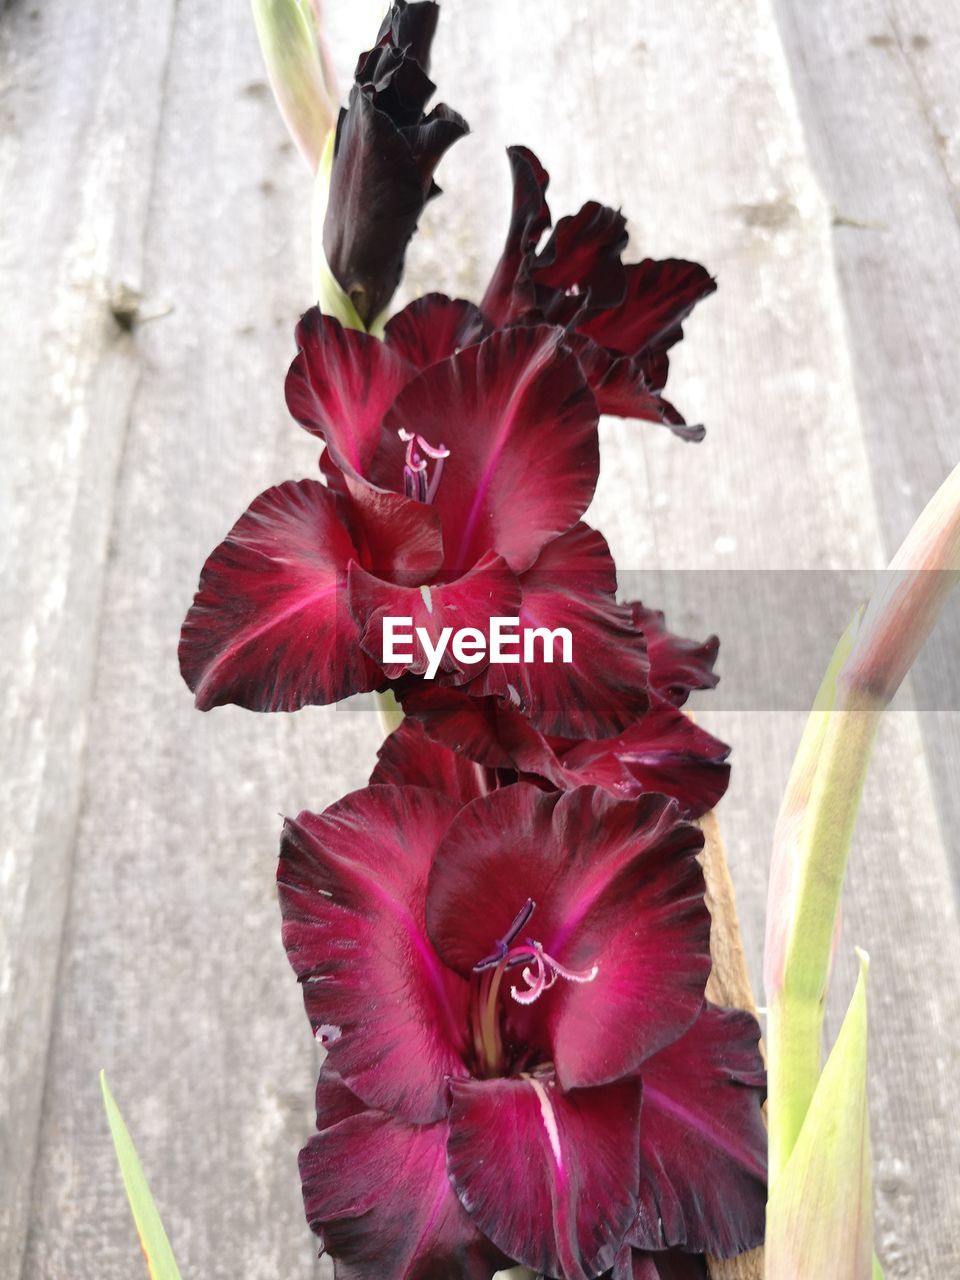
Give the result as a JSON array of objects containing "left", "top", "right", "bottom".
[{"left": 842, "top": 461, "right": 960, "bottom": 707}]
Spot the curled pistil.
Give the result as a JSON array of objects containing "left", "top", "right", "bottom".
[
  {"left": 511, "top": 941, "right": 599, "bottom": 1004},
  {"left": 398, "top": 427, "right": 450, "bottom": 503}
]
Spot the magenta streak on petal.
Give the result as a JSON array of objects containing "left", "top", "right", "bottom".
[
  {"left": 452, "top": 339, "right": 554, "bottom": 569},
  {"left": 404, "top": 1145, "right": 453, "bottom": 1276},
  {"left": 545, "top": 807, "right": 679, "bottom": 957},
  {"left": 540, "top": 864, "right": 615, "bottom": 959},
  {"left": 350, "top": 862, "right": 466, "bottom": 1057},
  {"left": 193, "top": 585, "right": 337, "bottom": 705},
  {"left": 642, "top": 1085, "right": 767, "bottom": 1176},
  {"left": 339, "top": 388, "right": 361, "bottom": 472}
]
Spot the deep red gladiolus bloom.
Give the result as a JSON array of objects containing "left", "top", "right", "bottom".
[
  {"left": 324, "top": 1, "right": 469, "bottom": 326},
  {"left": 390, "top": 605, "right": 730, "bottom": 817},
  {"left": 279, "top": 782, "right": 766, "bottom": 1279},
  {"left": 482, "top": 147, "right": 717, "bottom": 440},
  {"left": 179, "top": 301, "right": 652, "bottom": 738}
]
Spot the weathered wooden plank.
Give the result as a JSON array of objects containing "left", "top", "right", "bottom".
[
  {"left": 8, "top": 2, "right": 960, "bottom": 1279},
  {"left": 15, "top": 3, "right": 382, "bottom": 1276},
  {"left": 0, "top": 2, "right": 178, "bottom": 1274},
  {"left": 770, "top": 0, "right": 960, "bottom": 897}
]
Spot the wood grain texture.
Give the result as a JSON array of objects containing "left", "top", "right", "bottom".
[
  {"left": 0, "top": 2, "right": 178, "bottom": 1273},
  {"left": 12, "top": 4, "right": 380, "bottom": 1276},
  {"left": 2, "top": 0, "right": 959, "bottom": 1278},
  {"left": 771, "top": 0, "right": 960, "bottom": 896}
]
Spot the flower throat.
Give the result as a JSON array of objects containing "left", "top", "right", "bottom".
[{"left": 468, "top": 898, "right": 598, "bottom": 1077}]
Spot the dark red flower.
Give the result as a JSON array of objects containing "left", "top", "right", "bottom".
[
  {"left": 481, "top": 147, "right": 717, "bottom": 440},
  {"left": 180, "top": 304, "right": 651, "bottom": 737},
  {"left": 391, "top": 606, "right": 729, "bottom": 817},
  {"left": 629, "top": 604, "right": 720, "bottom": 707},
  {"left": 279, "top": 781, "right": 766, "bottom": 1279},
  {"left": 610, "top": 1247, "right": 709, "bottom": 1279},
  {"left": 323, "top": 2, "right": 468, "bottom": 326}
]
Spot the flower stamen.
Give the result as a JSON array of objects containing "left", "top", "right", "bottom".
[
  {"left": 398, "top": 428, "right": 450, "bottom": 503},
  {"left": 474, "top": 898, "right": 536, "bottom": 972},
  {"left": 470, "top": 902, "right": 598, "bottom": 1075}
]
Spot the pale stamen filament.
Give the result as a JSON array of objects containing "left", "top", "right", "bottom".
[{"left": 510, "top": 941, "right": 599, "bottom": 1005}]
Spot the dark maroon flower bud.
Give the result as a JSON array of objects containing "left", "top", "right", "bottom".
[{"left": 322, "top": 1, "right": 468, "bottom": 326}]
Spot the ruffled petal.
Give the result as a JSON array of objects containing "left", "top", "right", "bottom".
[
  {"left": 285, "top": 311, "right": 414, "bottom": 475},
  {"left": 384, "top": 293, "right": 489, "bottom": 368},
  {"left": 555, "top": 698, "right": 731, "bottom": 818},
  {"left": 564, "top": 332, "right": 706, "bottom": 441},
  {"left": 402, "top": 686, "right": 728, "bottom": 817},
  {"left": 369, "top": 325, "right": 599, "bottom": 575},
  {"left": 427, "top": 785, "right": 711, "bottom": 1088},
  {"left": 348, "top": 551, "right": 522, "bottom": 680},
  {"left": 630, "top": 604, "right": 720, "bottom": 706},
  {"left": 370, "top": 717, "right": 498, "bottom": 801},
  {"left": 580, "top": 259, "right": 717, "bottom": 360},
  {"left": 447, "top": 1075, "right": 642, "bottom": 1280},
  {"left": 400, "top": 687, "right": 521, "bottom": 769},
  {"left": 278, "top": 785, "right": 470, "bottom": 1123},
  {"left": 628, "top": 1005, "right": 767, "bottom": 1256},
  {"left": 468, "top": 523, "right": 649, "bottom": 738},
  {"left": 301, "top": 1082, "right": 506, "bottom": 1280},
  {"left": 481, "top": 145, "right": 552, "bottom": 327},
  {"left": 327, "top": 460, "right": 446, "bottom": 586},
  {"left": 532, "top": 201, "right": 628, "bottom": 321},
  {"left": 178, "top": 480, "right": 378, "bottom": 712}
]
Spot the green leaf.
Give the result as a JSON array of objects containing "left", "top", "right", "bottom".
[
  {"left": 100, "top": 1071, "right": 183, "bottom": 1280},
  {"left": 766, "top": 951, "right": 874, "bottom": 1280}
]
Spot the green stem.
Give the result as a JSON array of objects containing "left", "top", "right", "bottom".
[{"left": 768, "top": 695, "right": 880, "bottom": 1181}]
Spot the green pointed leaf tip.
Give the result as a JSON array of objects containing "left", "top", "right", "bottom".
[
  {"left": 766, "top": 952, "right": 876, "bottom": 1280},
  {"left": 100, "top": 1071, "right": 183, "bottom": 1280}
]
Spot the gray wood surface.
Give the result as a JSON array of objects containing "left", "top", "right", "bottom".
[
  {"left": 771, "top": 0, "right": 960, "bottom": 891},
  {"left": 1, "top": 1, "right": 958, "bottom": 1278}
]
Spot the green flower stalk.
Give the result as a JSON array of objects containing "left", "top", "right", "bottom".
[
  {"left": 764, "top": 461, "right": 960, "bottom": 1270},
  {"left": 251, "top": 0, "right": 338, "bottom": 174}
]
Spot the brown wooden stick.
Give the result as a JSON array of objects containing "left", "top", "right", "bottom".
[{"left": 700, "top": 811, "right": 765, "bottom": 1280}]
